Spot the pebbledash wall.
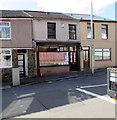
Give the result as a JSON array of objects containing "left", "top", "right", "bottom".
[{"left": 1, "top": 19, "right": 36, "bottom": 83}]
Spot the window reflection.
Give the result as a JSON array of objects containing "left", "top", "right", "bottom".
[{"left": 40, "top": 52, "right": 69, "bottom": 66}]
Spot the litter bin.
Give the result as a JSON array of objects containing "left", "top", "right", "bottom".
[
  {"left": 12, "top": 68, "right": 20, "bottom": 86},
  {"left": 107, "top": 68, "right": 117, "bottom": 98}
]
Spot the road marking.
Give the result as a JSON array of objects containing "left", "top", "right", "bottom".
[
  {"left": 48, "top": 81, "right": 53, "bottom": 84},
  {"left": 17, "top": 100, "right": 21, "bottom": 102},
  {"left": 22, "top": 111, "right": 27, "bottom": 113},
  {"left": 80, "top": 84, "right": 107, "bottom": 89},
  {"left": 76, "top": 88, "right": 115, "bottom": 104},
  {"left": 0, "top": 86, "right": 11, "bottom": 90},
  {"left": 20, "top": 105, "right": 24, "bottom": 108}
]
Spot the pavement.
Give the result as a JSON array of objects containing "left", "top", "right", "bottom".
[
  {"left": 1, "top": 67, "right": 107, "bottom": 88},
  {"left": 14, "top": 96, "right": 115, "bottom": 118}
]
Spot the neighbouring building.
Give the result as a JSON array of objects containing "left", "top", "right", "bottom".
[
  {"left": 0, "top": 10, "right": 36, "bottom": 83},
  {"left": 65, "top": 13, "right": 117, "bottom": 70}
]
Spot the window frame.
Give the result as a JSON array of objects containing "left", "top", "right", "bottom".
[
  {"left": 95, "top": 48, "right": 111, "bottom": 61},
  {"left": 0, "top": 21, "right": 11, "bottom": 40},
  {"left": 0, "top": 49, "right": 12, "bottom": 68},
  {"left": 47, "top": 22, "right": 56, "bottom": 39},
  {"left": 69, "top": 24, "right": 77, "bottom": 40},
  {"left": 101, "top": 24, "right": 108, "bottom": 40},
  {"left": 87, "top": 23, "right": 95, "bottom": 39},
  {"left": 39, "top": 46, "right": 77, "bottom": 67},
  {"left": 39, "top": 51, "right": 69, "bottom": 67}
]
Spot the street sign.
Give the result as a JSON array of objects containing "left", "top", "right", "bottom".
[{"left": 107, "top": 68, "right": 117, "bottom": 98}]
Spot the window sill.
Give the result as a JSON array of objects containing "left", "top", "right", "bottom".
[
  {"left": 95, "top": 60, "right": 111, "bottom": 61},
  {"left": 48, "top": 38, "right": 57, "bottom": 41},
  {"left": 102, "top": 39, "right": 108, "bottom": 40},
  {"left": 0, "top": 38, "right": 11, "bottom": 40},
  {"left": 0, "top": 66, "right": 12, "bottom": 69},
  {"left": 40, "top": 65, "right": 69, "bottom": 67},
  {"left": 69, "top": 39, "right": 77, "bottom": 40},
  {"left": 87, "top": 38, "right": 95, "bottom": 40}
]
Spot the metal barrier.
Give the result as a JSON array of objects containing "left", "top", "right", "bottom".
[{"left": 107, "top": 68, "right": 117, "bottom": 98}]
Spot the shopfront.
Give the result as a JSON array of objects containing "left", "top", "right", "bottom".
[{"left": 35, "top": 40, "right": 81, "bottom": 76}]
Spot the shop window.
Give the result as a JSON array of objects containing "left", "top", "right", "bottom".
[
  {"left": 101, "top": 24, "right": 108, "bottom": 39},
  {"left": 95, "top": 48, "right": 111, "bottom": 61},
  {"left": 47, "top": 22, "right": 56, "bottom": 39},
  {"left": 39, "top": 46, "right": 69, "bottom": 52},
  {"left": 39, "top": 52, "right": 69, "bottom": 66},
  {"left": 0, "top": 22, "right": 11, "bottom": 39},
  {"left": 0, "top": 49, "right": 12, "bottom": 68},
  {"left": 87, "top": 23, "right": 94, "bottom": 39},
  {"left": 69, "top": 24, "right": 76, "bottom": 40}
]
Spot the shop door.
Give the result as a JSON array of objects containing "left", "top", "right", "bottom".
[
  {"left": 69, "top": 52, "right": 78, "bottom": 71},
  {"left": 83, "top": 47, "right": 90, "bottom": 70},
  {"left": 18, "top": 54, "right": 25, "bottom": 77}
]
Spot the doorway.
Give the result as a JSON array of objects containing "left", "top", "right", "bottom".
[
  {"left": 18, "top": 54, "right": 26, "bottom": 77},
  {"left": 83, "top": 47, "right": 90, "bottom": 70},
  {"left": 69, "top": 51, "right": 78, "bottom": 71}
]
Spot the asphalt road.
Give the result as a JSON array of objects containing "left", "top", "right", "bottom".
[{"left": 1, "top": 72, "right": 116, "bottom": 119}]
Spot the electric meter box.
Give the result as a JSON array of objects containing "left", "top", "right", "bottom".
[{"left": 107, "top": 68, "right": 117, "bottom": 98}]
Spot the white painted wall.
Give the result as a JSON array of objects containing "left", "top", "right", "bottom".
[{"left": 33, "top": 19, "right": 80, "bottom": 41}]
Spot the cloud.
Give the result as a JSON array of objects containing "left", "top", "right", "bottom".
[
  {"left": 37, "top": 0, "right": 116, "bottom": 14},
  {"left": 0, "top": 0, "right": 38, "bottom": 10},
  {"left": 0, "top": 0, "right": 116, "bottom": 15}
]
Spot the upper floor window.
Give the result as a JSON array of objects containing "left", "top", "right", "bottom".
[
  {"left": 0, "top": 22, "right": 11, "bottom": 39},
  {"left": 69, "top": 24, "right": 76, "bottom": 40},
  {"left": 0, "top": 49, "right": 12, "bottom": 68},
  {"left": 87, "top": 23, "right": 94, "bottom": 39},
  {"left": 95, "top": 48, "right": 111, "bottom": 61},
  {"left": 101, "top": 24, "right": 108, "bottom": 39},
  {"left": 47, "top": 22, "right": 56, "bottom": 39}
]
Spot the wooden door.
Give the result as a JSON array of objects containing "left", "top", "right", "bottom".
[{"left": 83, "top": 47, "right": 90, "bottom": 70}]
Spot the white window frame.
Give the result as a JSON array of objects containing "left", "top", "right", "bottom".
[
  {"left": 95, "top": 48, "right": 111, "bottom": 61},
  {"left": 101, "top": 24, "right": 108, "bottom": 40},
  {"left": 87, "top": 23, "right": 94, "bottom": 39},
  {"left": 0, "top": 49, "right": 12, "bottom": 68},
  {"left": 0, "top": 21, "right": 11, "bottom": 40}
]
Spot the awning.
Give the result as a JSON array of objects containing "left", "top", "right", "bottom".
[{"left": 35, "top": 40, "right": 81, "bottom": 46}]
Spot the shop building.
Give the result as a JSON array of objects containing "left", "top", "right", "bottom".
[{"left": 24, "top": 11, "right": 81, "bottom": 76}]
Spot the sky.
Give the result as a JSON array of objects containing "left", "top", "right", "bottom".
[{"left": 0, "top": 0, "right": 116, "bottom": 20}]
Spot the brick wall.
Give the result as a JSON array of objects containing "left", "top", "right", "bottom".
[{"left": 40, "top": 66, "right": 69, "bottom": 76}]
